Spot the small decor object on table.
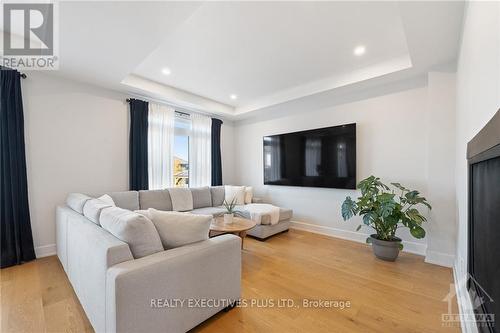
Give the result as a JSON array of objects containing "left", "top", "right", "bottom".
[
  {"left": 341, "top": 176, "right": 432, "bottom": 261},
  {"left": 223, "top": 198, "right": 237, "bottom": 224}
]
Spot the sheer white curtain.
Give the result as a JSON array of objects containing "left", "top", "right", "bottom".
[
  {"left": 189, "top": 113, "right": 211, "bottom": 187},
  {"left": 148, "top": 103, "right": 175, "bottom": 189}
]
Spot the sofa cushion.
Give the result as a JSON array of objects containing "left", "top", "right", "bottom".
[
  {"left": 168, "top": 188, "right": 193, "bottom": 212},
  {"left": 260, "top": 207, "right": 293, "bottom": 225},
  {"left": 191, "top": 206, "right": 226, "bottom": 217},
  {"left": 98, "top": 194, "right": 115, "bottom": 206},
  {"left": 134, "top": 209, "right": 151, "bottom": 219},
  {"left": 66, "top": 193, "right": 92, "bottom": 214},
  {"left": 224, "top": 185, "right": 245, "bottom": 205},
  {"left": 148, "top": 208, "right": 211, "bottom": 249},
  {"left": 100, "top": 207, "right": 163, "bottom": 259},
  {"left": 244, "top": 187, "right": 253, "bottom": 204},
  {"left": 191, "top": 187, "right": 212, "bottom": 209},
  {"left": 210, "top": 186, "right": 225, "bottom": 206},
  {"left": 279, "top": 207, "right": 293, "bottom": 221},
  {"left": 237, "top": 206, "right": 293, "bottom": 225},
  {"left": 260, "top": 208, "right": 293, "bottom": 225},
  {"left": 107, "top": 191, "right": 140, "bottom": 211},
  {"left": 82, "top": 199, "right": 112, "bottom": 224},
  {"left": 139, "top": 190, "right": 172, "bottom": 211},
  {"left": 247, "top": 220, "right": 291, "bottom": 239}
]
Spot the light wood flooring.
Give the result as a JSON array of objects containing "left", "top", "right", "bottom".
[{"left": 1, "top": 229, "right": 460, "bottom": 333}]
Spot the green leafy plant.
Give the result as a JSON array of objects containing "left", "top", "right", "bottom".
[
  {"left": 223, "top": 198, "right": 237, "bottom": 214},
  {"left": 341, "top": 176, "right": 431, "bottom": 248}
]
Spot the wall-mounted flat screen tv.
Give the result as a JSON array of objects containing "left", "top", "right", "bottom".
[{"left": 263, "top": 123, "right": 356, "bottom": 189}]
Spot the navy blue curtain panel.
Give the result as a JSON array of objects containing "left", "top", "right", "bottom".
[
  {"left": 211, "top": 118, "right": 223, "bottom": 186},
  {"left": 0, "top": 68, "right": 36, "bottom": 268},
  {"left": 128, "top": 98, "right": 149, "bottom": 190}
]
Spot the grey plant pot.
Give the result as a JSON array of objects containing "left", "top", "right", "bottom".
[{"left": 370, "top": 234, "right": 402, "bottom": 262}]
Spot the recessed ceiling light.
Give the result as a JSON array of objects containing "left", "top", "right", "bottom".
[
  {"left": 161, "top": 67, "right": 171, "bottom": 75},
  {"left": 353, "top": 45, "right": 366, "bottom": 56},
  {"left": 230, "top": 94, "right": 238, "bottom": 100}
]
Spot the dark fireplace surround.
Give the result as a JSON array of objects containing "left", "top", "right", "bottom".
[{"left": 467, "top": 109, "right": 500, "bottom": 333}]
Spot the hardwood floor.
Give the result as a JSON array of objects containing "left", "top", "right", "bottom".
[
  {"left": 1, "top": 250, "right": 93, "bottom": 333},
  {"left": 1, "top": 229, "right": 460, "bottom": 333}
]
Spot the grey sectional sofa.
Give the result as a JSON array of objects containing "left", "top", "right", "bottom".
[
  {"left": 106, "top": 186, "right": 292, "bottom": 240},
  {"left": 56, "top": 186, "right": 291, "bottom": 333}
]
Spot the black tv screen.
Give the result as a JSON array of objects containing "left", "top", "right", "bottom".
[{"left": 263, "top": 123, "right": 356, "bottom": 189}]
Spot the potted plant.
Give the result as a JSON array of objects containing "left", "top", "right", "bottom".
[
  {"left": 223, "top": 198, "right": 237, "bottom": 224},
  {"left": 341, "top": 176, "right": 431, "bottom": 261}
]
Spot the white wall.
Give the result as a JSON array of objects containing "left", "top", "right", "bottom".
[
  {"left": 23, "top": 73, "right": 129, "bottom": 257},
  {"left": 22, "top": 67, "right": 458, "bottom": 264},
  {"left": 233, "top": 81, "right": 457, "bottom": 259},
  {"left": 425, "top": 72, "right": 457, "bottom": 266},
  {"left": 454, "top": 2, "right": 500, "bottom": 332},
  {"left": 22, "top": 72, "right": 235, "bottom": 257}
]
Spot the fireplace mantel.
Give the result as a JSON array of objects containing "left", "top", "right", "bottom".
[{"left": 467, "top": 108, "right": 500, "bottom": 160}]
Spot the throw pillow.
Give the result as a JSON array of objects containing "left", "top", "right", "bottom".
[
  {"left": 98, "top": 194, "right": 115, "bottom": 206},
  {"left": 66, "top": 193, "right": 92, "bottom": 214},
  {"left": 83, "top": 199, "right": 112, "bottom": 224},
  {"left": 148, "top": 208, "right": 211, "bottom": 249},
  {"left": 134, "top": 209, "right": 151, "bottom": 219},
  {"left": 224, "top": 185, "right": 245, "bottom": 205},
  {"left": 168, "top": 188, "right": 193, "bottom": 212},
  {"left": 244, "top": 187, "right": 253, "bottom": 204},
  {"left": 100, "top": 207, "right": 164, "bottom": 259}
]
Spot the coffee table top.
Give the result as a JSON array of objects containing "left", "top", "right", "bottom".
[{"left": 210, "top": 216, "right": 257, "bottom": 233}]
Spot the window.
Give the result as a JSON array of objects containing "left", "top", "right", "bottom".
[
  {"left": 173, "top": 115, "right": 191, "bottom": 187},
  {"left": 173, "top": 135, "right": 189, "bottom": 187}
]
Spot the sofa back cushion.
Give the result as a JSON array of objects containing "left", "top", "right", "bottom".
[
  {"left": 210, "top": 186, "right": 225, "bottom": 206},
  {"left": 147, "top": 209, "right": 211, "bottom": 249},
  {"left": 139, "top": 190, "right": 173, "bottom": 211},
  {"left": 191, "top": 187, "right": 212, "bottom": 209},
  {"left": 107, "top": 191, "right": 140, "bottom": 211},
  {"left": 168, "top": 188, "right": 193, "bottom": 212},
  {"left": 100, "top": 207, "right": 163, "bottom": 258},
  {"left": 82, "top": 198, "right": 112, "bottom": 224}
]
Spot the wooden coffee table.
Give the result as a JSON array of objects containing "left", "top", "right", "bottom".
[{"left": 210, "top": 216, "right": 257, "bottom": 249}]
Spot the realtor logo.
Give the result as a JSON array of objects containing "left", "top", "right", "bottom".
[
  {"left": 2, "top": 2, "right": 59, "bottom": 70},
  {"left": 442, "top": 273, "right": 495, "bottom": 328}
]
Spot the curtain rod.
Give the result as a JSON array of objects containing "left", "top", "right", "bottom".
[
  {"left": 126, "top": 98, "right": 191, "bottom": 117},
  {"left": 0, "top": 66, "right": 27, "bottom": 78}
]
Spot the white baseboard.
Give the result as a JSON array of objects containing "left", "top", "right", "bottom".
[
  {"left": 290, "top": 220, "right": 427, "bottom": 256},
  {"left": 425, "top": 250, "right": 455, "bottom": 268},
  {"left": 453, "top": 264, "right": 478, "bottom": 333},
  {"left": 35, "top": 244, "right": 56, "bottom": 258}
]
